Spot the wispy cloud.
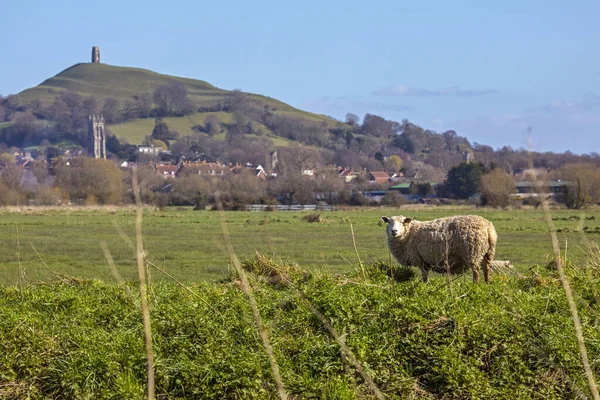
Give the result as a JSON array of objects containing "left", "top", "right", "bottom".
[
  {"left": 429, "top": 93, "right": 600, "bottom": 154},
  {"left": 372, "top": 84, "right": 499, "bottom": 97},
  {"left": 526, "top": 92, "right": 600, "bottom": 116},
  {"left": 301, "top": 95, "right": 413, "bottom": 116}
]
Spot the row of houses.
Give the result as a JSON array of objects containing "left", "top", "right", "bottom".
[{"left": 146, "top": 161, "right": 269, "bottom": 179}]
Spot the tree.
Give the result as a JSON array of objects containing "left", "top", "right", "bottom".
[
  {"left": 445, "top": 162, "right": 488, "bottom": 199},
  {"left": 383, "top": 155, "right": 403, "bottom": 172},
  {"left": 102, "top": 97, "right": 120, "bottom": 123},
  {"left": 559, "top": 162, "right": 600, "bottom": 209},
  {"left": 418, "top": 182, "right": 435, "bottom": 197},
  {"left": 345, "top": 131, "right": 354, "bottom": 149},
  {"left": 276, "top": 145, "right": 322, "bottom": 177},
  {"left": 345, "top": 113, "right": 360, "bottom": 126},
  {"left": 153, "top": 82, "right": 194, "bottom": 116},
  {"left": 204, "top": 115, "right": 222, "bottom": 136},
  {"left": 381, "top": 191, "right": 408, "bottom": 207},
  {"left": 361, "top": 113, "right": 395, "bottom": 138},
  {"left": 54, "top": 157, "right": 123, "bottom": 204},
  {"left": 151, "top": 118, "right": 178, "bottom": 146},
  {"left": 82, "top": 96, "right": 98, "bottom": 114},
  {"left": 270, "top": 174, "right": 315, "bottom": 204},
  {"left": 223, "top": 89, "right": 251, "bottom": 113},
  {"left": 0, "top": 164, "right": 25, "bottom": 191},
  {"left": 134, "top": 94, "right": 153, "bottom": 118},
  {"left": 480, "top": 169, "right": 515, "bottom": 207}
]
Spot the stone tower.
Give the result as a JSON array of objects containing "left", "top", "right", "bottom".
[
  {"left": 92, "top": 46, "right": 100, "bottom": 63},
  {"left": 88, "top": 114, "right": 106, "bottom": 159}
]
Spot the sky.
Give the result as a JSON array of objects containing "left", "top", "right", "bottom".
[{"left": 1, "top": 0, "right": 598, "bottom": 154}]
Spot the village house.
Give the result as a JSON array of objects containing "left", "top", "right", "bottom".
[
  {"left": 367, "top": 171, "right": 391, "bottom": 184},
  {"left": 138, "top": 145, "right": 162, "bottom": 155},
  {"left": 155, "top": 163, "right": 180, "bottom": 177},
  {"left": 178, "top": 160, "right": 227, "bottom": 177},
  {"left": 337, "top": 166, "right": 362, "bottom": 183}
]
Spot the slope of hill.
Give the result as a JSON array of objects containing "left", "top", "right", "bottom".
[
  {"left": 18, "top": 63, "right": 221, "bottom": 106},
  {"left": 16, "top": 63, "right": 340, "bottom": 144},
  {"left": 108, "top": 112, "right": 293, "bottom": 146}
]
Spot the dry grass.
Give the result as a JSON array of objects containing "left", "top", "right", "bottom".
[{"left": 132, "top": 167, "right": 156, "bottom": 400}]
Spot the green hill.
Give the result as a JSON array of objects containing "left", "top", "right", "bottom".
[{"left": 17, "top": 63, "right": 341, "bottom": 144}]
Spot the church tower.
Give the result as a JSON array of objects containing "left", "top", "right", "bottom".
[
  {"left": 92, "top": 46, "right": 100, "bottom": 63},
  {"left": 88, "top": 114, "right": 106, "bottom": 159}
]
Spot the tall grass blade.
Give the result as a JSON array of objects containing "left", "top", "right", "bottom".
[{"left": 132, "top": 166, "right": 156, "bottom": 400}]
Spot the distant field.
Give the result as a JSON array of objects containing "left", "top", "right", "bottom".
[
  {"left": 1, "top": 207, "right": 599, "bottom": 285},
  {"left": 108, "top": 112, "right": 292, "bottom": 146}
]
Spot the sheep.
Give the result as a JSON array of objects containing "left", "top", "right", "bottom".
[{"left": 381, "top": 215, "right": 497, "bottom": 283}]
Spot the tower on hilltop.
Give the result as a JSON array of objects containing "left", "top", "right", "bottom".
[
  {"left": 88, "top": 114, "right": 106, "bottom": 159},
  {"left": 92, "top": 46, "right": 100, "bottom": 63}
]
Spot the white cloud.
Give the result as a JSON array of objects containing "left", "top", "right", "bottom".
[
  {"left": 527, "top": 92, "right": 600, "bottom": 116},
  {"left": 301, "top": 95, "right": 413, "bottom": 117},
  {"left": 372, "top": 85, "right": 498, "bottom": 97}
]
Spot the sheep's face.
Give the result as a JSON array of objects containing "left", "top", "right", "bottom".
[{"left": 381, "top": 216, "right": 412, "bottom": 239}]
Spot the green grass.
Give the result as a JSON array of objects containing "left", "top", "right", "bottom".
[
  {"left": 0, "top": 256, "right": 598, "bottom": 399},
  {"left": 2, "top": 207, "right": 600, "bottom": 398},
  {"left": 18, "top": 63, "right": 222, "bottom": 106},
  {"left": 1, "top": 207, "right": 599, "bottom": 285},
  {"left": 108, "top": 111, "right": 293, "bottom": 146}
]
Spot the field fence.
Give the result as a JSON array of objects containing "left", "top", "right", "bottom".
[{"left": 245, "top": 204, "right": 335, "bottom": 211}]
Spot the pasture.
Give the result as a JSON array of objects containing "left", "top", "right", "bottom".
[
  {"left": 1, "top": 206, "right": 600, "bottom": 398},
  {"left": 1, "top": 206, "right": 599, "bottom": 285}
]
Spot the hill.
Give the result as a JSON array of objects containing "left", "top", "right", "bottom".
[{"left": 16, "top": 63, "right": 341, "bottom": 144}]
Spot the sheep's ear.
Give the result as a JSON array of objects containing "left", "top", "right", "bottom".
[
  {"left": 403, "top": 217, "right": 412, "bottom": 224},
  {"left": 381, "top": 216, "right": 390, "bottom": 223}
]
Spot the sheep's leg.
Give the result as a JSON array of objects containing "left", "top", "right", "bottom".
[
  {"left": 482, "top": 259, "right": 490, "bottom": 283},
  {"left": 420, "top": 268, "right": 429, "bottom": 283},
  {"left": 482, "top": 252, "right": 494, "bottom": 284},
  {"left": 413, "top": 257, "right": 429, "bottom": 283},
  {"left": 471, "top": 264, "right": 480, "bottom": 284}
]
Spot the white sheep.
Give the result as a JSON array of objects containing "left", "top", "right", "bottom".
[{"left": 381, "top": 215, "right": 497, "bottom": 283}]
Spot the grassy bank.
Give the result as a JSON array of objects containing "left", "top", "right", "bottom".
[{"left": 1, "top": 255, "right": 599, "bottom": 399}]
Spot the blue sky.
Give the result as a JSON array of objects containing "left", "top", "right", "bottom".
[{"left": 1, "top": 0, "right": 598, "bottom": 154}]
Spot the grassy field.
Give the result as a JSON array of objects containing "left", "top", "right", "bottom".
[
  {"left": 107, "top": 112, "right": 293, "bottom": 146},
  {"left": 1, "top": 206, "right": 599, "bottom": 285},
  {"left": 1, "top": 206, "right": 600, "bottom": 398}
]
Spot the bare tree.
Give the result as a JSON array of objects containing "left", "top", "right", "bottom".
[
  {"left": 345, "top": 112, "right": 360, "bottom": 126},
  {"left": 559, "top": 162, "right": 600, "bottom": 209},
  {"left": 480, "top": 169, "right": 515, "bottom": 207},
  {"left": 223, "top": 89, "right": 251, "bottom": 113},
  {"left": 204, "top": 115, "right": 222, "bottom": 136},
  {"left": 0, "top": 164, "right": 25, "bottom": 191},
  {"left": 102, "top": 97, "right": 120, "bottom": 123},
  {"left": 153, "top": 82, "right": 194, "bottom": 116},
  {"left": 276, "top": 145, "right": 322, "bottom": 176},
  {"left": 54, "top": 157, "right": 123, "bottom": 204}
]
